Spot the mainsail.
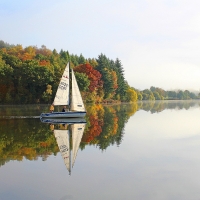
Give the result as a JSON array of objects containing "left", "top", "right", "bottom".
[
  {"left": 72, "top": 123, "right": 85, "bottom": 167},
  {"left": 54, "top": 130, "right": 71, "bottom": 174},
  {"left": 53, "top": 63, "right": 70, "bottom": 106},
  {"left": 70, "top": 69, "right": 85, "bottom": 112}
]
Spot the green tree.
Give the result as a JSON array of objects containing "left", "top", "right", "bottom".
[
  {"left": 113, "top": 58, "right": 127, "bottom": 101},
  {"left": 70, "top": 54, "right": 79, "bottom": 66},
  {"left": 78, "top": 54, "right": 86, "bottom": 64},
  {"left": 42, "top": 84, "right": 53, "bottom": 103},
  {"left": 74, "top": 72, "right": 90, "bottom": 91},
  {"left": 142, "top": 89, "right": 155, "bottom": 100},
  {"left": 136, "top": 90, "right": 143, "bottom": 101},
  {"left": 0, "top": 56, "right": 14, "bottom": 103},
  {"left": 189, "top": 92, "right": 197, "bottom": 99},
  {"left": 153, "top": 91, "right": 162, "bottom": 100},
  {"left": 96, "top": 54, "right": 117, "bottom": 99},
  {"left": 177, "top": 90, "right": 185, "bottom": 100},
  {"left": 19, "top": 60, "right": 54, "bottom": 103},
  {"left": 167, "top": 91, "right": 177, "bottom": 99}
]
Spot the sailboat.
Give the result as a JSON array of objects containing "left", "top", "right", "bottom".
[
  {"left": 40, "top": 62, "right": 86, "bottom": 118},
  {"left": 54, "top": 123, "right": 86, "bottom": 175}
]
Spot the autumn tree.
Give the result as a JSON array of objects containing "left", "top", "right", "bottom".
[
  {"left": 0, "top": 56, "right": 14, "bottom": 103},
  {"left": 125, "top": 86, "right": 138, "bottom": 102},
  {"left": 74, "top": 63, "right": 103, "bottom": 102}
]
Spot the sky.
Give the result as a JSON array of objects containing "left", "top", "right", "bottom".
[{"left": 0, "top": 0, "right": 200, "bottom": 91}]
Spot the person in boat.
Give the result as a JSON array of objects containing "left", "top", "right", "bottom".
[
  {"left": 50, "top": 124, "right": 54, "bottom": 131},
  {"left": 59, "top": 124, "right": 68, "bottom": 130},
  {"left": 50, "top": 104, "right": 54, "bottom": 113},
  {"left": 62, "top": 106, "right": 67, "bottom": 112}
]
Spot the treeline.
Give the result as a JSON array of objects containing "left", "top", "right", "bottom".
[
  {"left": 135, "top": 86, "right": 200, "bottom": 101},
  {"left": 0, "top": 40, "right": 199, "bottom": 104},
  {"left": 0, "top": 40, "right": 138, "bottom": 104}
]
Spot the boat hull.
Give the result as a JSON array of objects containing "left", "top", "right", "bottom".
[
  {"left": 40, "top": 111, "right": 86, "bottom": 118},
  {"left": 40, "top": 117, "right": 86, "bottom": 124}
]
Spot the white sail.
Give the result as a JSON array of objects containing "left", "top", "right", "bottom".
[
  {"left": 54, "top": 130, "right": 71, "bottom": 174},
  {"left": 70, "top": 69, "right": 85, "bottom": 112},
  {"left": 53, "top": 63, "right": 70, "bottom": 106},
  {"left": 72, "top": 123, "right": 85, "bottom": 167}
]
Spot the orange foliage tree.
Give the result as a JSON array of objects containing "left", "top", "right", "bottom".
[
  {"left": 82, "top": 115, "right": 103, "bottom": 143},
  {"left": 82, "top": 105, "right": 104, "bottom": 143},
  {"left": 74, "top": 63, "right": 103, "bottom": 92},
  {"left": 39, "top": 60, "right": 50, "bottom": 66}
]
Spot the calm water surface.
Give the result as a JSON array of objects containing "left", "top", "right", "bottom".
[{"left": 0, "top": 101, "right": 200, "bottom": 200}]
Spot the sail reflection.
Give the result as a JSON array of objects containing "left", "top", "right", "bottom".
[
  {"left": 54, "top": 123, "right": 85, "bottom": 175},
  {"left": 41, "top": 118, "right": 86, "bottom": 175}
]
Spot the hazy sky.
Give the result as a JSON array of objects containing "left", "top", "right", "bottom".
[{"left": 1, "top": 0, "right": 200, "bottom": 91}]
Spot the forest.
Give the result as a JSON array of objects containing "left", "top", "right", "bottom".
[{"left": 0, "top": 40, "right": 199, "bottom": 104}]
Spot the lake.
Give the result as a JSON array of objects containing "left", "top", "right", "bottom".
[{"left": 0, "top": 101, "right": 200, "bottom": 200}]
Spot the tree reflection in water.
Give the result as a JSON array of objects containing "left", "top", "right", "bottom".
[{"left": 0, "top": 100, "right": 199, "bottom": 166}]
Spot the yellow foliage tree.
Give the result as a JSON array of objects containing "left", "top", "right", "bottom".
[{"left": 126, "top": 87, "right": 138, "bottom": 102}]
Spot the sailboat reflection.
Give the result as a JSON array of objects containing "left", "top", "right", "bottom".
[
  {"left": 54, "top": 123, "right": 85, "bottom": 175},
  {"left": 40, "top": 118, "right": 86, "bottom": 175}
]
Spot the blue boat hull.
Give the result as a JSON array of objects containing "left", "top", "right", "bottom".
[
  {"left": 40, "top": 111, "right": 86, "bottom": 118},
  {"left": 40, "top": 117, "right": 86, "bottom": 124}
]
